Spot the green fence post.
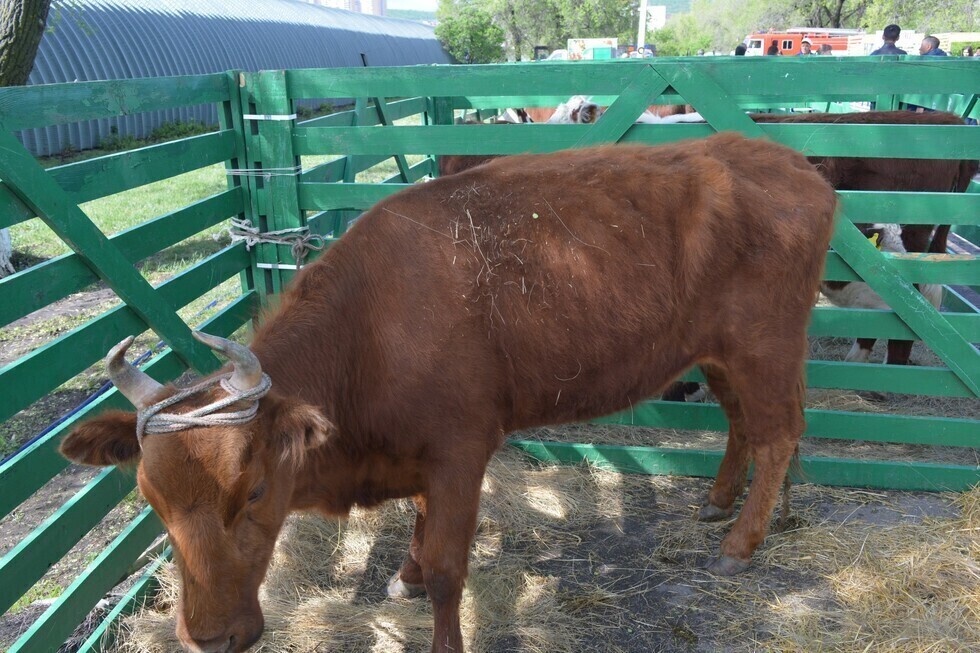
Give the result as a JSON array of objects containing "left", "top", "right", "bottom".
[
  {"left": 242, "top": 70, "right": 305, "bottom": 294},
  {"left": 221, "top": 71, "right": 264, "bottom": 306}
]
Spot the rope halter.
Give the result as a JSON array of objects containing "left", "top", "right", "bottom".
[{"left": 136, "top": 372, "right": 272, "bottom": 447}]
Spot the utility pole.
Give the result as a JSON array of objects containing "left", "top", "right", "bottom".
[{"left": 637, "top": 0, "right": 648, "bottom": 51}]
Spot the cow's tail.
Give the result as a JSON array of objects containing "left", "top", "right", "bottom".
[{"left": 929, "top": 224, "right": 951, "bottom": 254}]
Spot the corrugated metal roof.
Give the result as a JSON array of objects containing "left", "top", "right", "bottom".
[{"left": 22, "top": 0, "right": 450, "bottom": 154}]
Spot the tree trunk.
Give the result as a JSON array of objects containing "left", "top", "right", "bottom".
[{"left": 0, "top": 0, "right": 52, "bottom": 277}]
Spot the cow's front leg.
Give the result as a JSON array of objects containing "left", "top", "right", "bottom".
[
  {"left": 388, "top": 496, "right": 428, "bottom": 599},
  {"left": 420, "top": 465, "right": 484, "bottom": 653}
]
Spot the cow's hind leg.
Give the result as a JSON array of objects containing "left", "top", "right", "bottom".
[
  {"left": 388, "top": 496, "right": 427, "bottom": 599},
  {"left": 708, "top": 356, "right": 805, "bottom": 576},
  {"left": 698, "top": 365, "right": 749, "bottom": 521},
  {"left": 421, "top": 460, "right": 486, "bottom": 653}
]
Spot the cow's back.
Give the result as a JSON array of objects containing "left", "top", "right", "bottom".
[{"left": 307, "top": 134, "right": 837, "bottom": 435}]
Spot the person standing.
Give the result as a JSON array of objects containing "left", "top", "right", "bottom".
[
  {"left": 919, "top": 36, "right": 948, "bottom": 56},
  {"left": 871, "top": 24, "right": 906, "bottom": 55},
  {"left": 796, "top": 39, "right": 813, "bottom": 56},
  {"left": 766, "top": 40, "right": 779, "bottom": 55}
]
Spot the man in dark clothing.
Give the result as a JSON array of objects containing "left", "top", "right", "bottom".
[
  {"left": 871, "top": 24, "right": 906, "bottom": 55},
  {"left": 919, "top": 36, "right": 948, "bottom": 56},
  {"left": 734, "top": 44, "right": 747, "bottom": 56}
]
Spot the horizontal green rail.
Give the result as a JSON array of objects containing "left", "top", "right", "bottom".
[
  {"left": 0, "top": 244, "right": 249, "bottom": 424},
  {"left": 297, "top": 96, "right": 427, "bottom": 128},
  {"left": 286, "top": 60, "right": 975, "bottom": 102},
  {"left": 0, "top": 188, "right": 245, "bottom": 327},
  {"left": 592, "top": 400, "right": 979, "bottom": 448},
  {"left": 0, "top": 130, "right": 237, "bottom": 231},
  {"left": 838, "top": 191, "right": 980, "bottom": 226},
  {"left": 824, "top": 252, "right": 978, "bottom": 285},
  {"left": 293, "top": 123, "right": 980, "bottom": 159},
  {"left": 809, "top": 307, "right": 980, "bottom": 342},
  {"left": 0, "top": 466, "right": 135, "bottom": 616},
  {"left": 0, "top": 290, "right": 258, "bottom": 521},
  {"left": 76, "top": 548, "right": 171, "bottom": 653},
  {"left": 510, "top": 440, "right": 980, "bottom": 492},
  {"left": 8, "top": 507, "right": 163, "bottom": 653},
  {"left": 54, "top": 130, "right": 235, "bottom": 203},
  {"left": 0, "top": 73, "right": 229, "bottom": 132}
]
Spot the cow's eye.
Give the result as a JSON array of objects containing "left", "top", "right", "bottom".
[{"left": 248, "top": 484, "right": 266, "bottom": 503}]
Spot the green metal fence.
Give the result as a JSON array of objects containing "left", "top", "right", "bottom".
[{"left": 0, "top": 57, "right": 978, "bottom": 651}]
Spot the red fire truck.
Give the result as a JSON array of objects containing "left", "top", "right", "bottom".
[{"left": 744, "top": 27, "right": 862, "bottom": 56}]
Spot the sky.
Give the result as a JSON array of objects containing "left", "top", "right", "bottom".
[{"left": 388, "top": 0, "right": 438, "bottom": 10}]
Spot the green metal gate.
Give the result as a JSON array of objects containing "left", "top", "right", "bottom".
[{"left": 0, "top": 57, "right": 978, "bottom": 651}]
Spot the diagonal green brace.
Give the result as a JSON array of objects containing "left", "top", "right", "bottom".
[
  {"left": 831, "top": 214, "right": 980, "bottom": 397},
  {"left": 0, "top": 130, "right": 220, "bottom": 373},
  {"left": 663, "top": 64, "right": 767, "bottom": 137},
  {"left": 373, "top": 96, "right": 413, "bottom": 182},
  {"left": 574, "top": 65, "right": 670, "bottom": 147}
]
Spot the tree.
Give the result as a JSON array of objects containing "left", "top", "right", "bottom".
[
  {"left": 436, "top": 0, "right": 505, "bottom": 63},
  {"left": 0, "top": 0, "right": 52, "bottom": 276}
]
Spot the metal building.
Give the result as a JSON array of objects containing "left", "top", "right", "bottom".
[{"left": 22, "top": 0, "right": 450, "bottom": 155}]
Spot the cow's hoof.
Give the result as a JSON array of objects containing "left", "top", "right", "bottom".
[
  {"left": 706, "top": 555, "right": 750, "bottom": 576},
  {"left": 387, "top": 572, "right": 426, "bottom": 599},
  {"left": 697, "top": 504, "right": 734, "bottom": 522}
]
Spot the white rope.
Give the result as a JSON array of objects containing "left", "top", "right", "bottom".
[
  {"left": 218, "top": 218, "right": 327, "bottom": 266},
  {"left": 225, "top": 165, "right": 302, "bottom": 179},
  {"left": 136, "top": 373, "right": 272, "bottom": 446}
]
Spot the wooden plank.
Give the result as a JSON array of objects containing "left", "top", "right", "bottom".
[
  {"left": 50, "top": 130, "right": 237, "bottom": 203},
  {"left": 372, "top": 97, "right": 413, "bottom": 181},
  {"left": 301, "top": 155, "right": 386, "bottom": 184},
  {"left": 0, "top": 74, "right": 229, "bottom": 132},
  {"left": 0, "top": 130, "right": 220, "bottom": 374},
  {"left": 509, "top": 440, "right": 980, "bottom": 492},
  {"left": 299, "top": 181, "right": 410, "bottom": 211},
  {"left": 0, "top": 291, "right": 258, "bottom": 521},
  {"left": 285, "top": 60, "right": 975, "bottom": 102},
  {"left": 664, "top": 65, "right": 767, "bottom": 137},
  {"left": 573, "top": 66, "right": 670, "bottom": 146},
  {"left": 293, "top": 123, "right": 979, "bottom": 159},
  {"left": 806, "top": 359, "right": 971, "bottom": 396},
  {"left": 823, "top": 251, "right": 978, "bottom": 284},
  {"left": 0, "top": 189, "right": 245, "bottom": 327},
  {"left": 0, "top": 245, "right": 249, "bottom": 424},
  {"left": 831, "top": 217, "right": 980, "bottom": 396},
  {"left": 76, "top": 548, "right": 171, "bottom": 653},
  {"left": 592, "top": 400, "right": 979, "bottom": 448},
  {"left": 838, "top": 191, "right": 980, "bottom": 226},
  {"left": 809, "top": 306, "right": 980, "bottom": 341},
  {"left": 8, "top": 507, "right": 163, "bottom": 653},
  {"left": 296, "top": 97, "right": 427, "bottom": 128},
  {"left": 0, "top": 467, "right": 134, "bottom": 616}
]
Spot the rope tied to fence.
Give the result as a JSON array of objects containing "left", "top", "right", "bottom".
[
  {"left": 136, "top": 372, "right": 272, "bottom": 446},
  {"left": 218, "top": 218, "right": 326, "bottom": 266}
]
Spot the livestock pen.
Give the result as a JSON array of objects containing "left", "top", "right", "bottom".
[{"left": 0, "top": 58, "right": 978, "bottom": 652}]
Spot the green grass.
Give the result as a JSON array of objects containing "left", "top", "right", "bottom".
[{"left": 9, "top": 580, "right": 62, "bottom": 615}]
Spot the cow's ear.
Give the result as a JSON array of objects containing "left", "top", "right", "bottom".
[
  {"left": 60, "top": 411, "right": 141, "bottom": 467},
  {"left": 269, "top": 398, "right": 333, "bottom": 468}
]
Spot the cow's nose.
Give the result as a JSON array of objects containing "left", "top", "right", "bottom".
[{"left": 181, "top": 635, "right": 233, "bottom": 653}]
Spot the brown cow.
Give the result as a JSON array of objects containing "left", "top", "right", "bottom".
[
  {"left": 60, "top": 133, "right": 837, "bottom": 653},
  {"left": 663, "top": 110, "right": 977, "bottom": 400}
]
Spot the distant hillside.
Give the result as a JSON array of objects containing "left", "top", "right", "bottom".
[{"left": 389, "top": 9, "right": 436, "bottom": 22}]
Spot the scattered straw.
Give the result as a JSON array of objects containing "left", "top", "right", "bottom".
[{"left": 113, "top": 447, "right": 979, "bottom": 653}]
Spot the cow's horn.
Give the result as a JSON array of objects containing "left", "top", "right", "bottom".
[
  {"left": 193, "top": 331, "right": 263, "bottom": 391},
  {"left": 106, "top": 336, "right": 165, "bottom": 409}
]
